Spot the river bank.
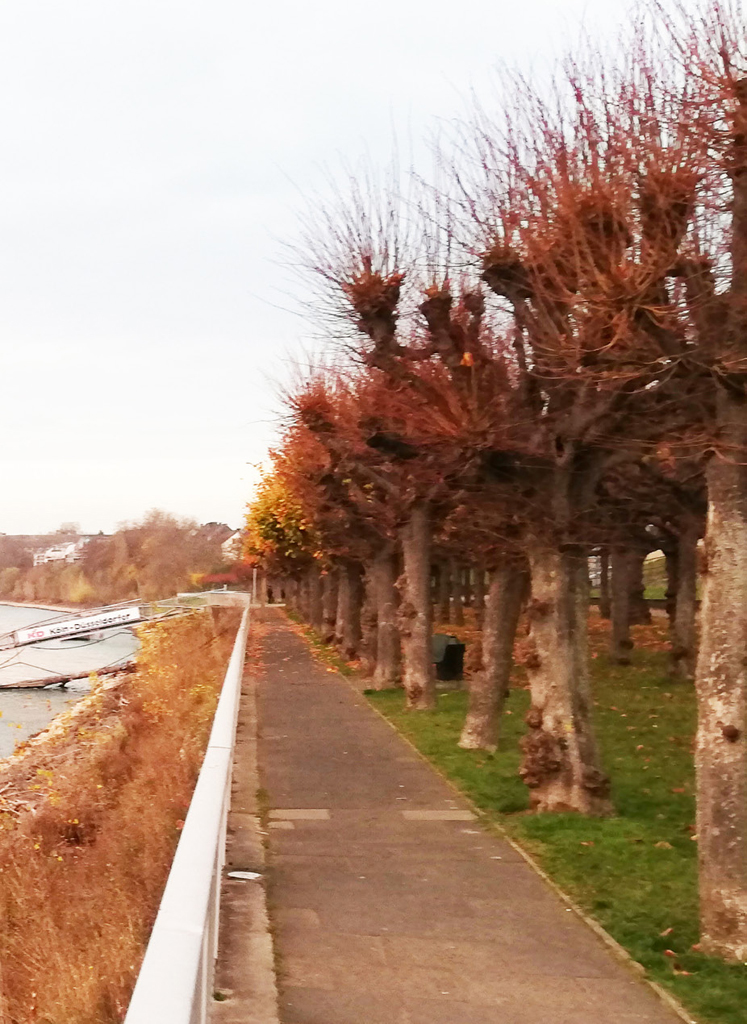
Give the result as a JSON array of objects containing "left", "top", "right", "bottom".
[
  {"left": 0, "top": 608, "right": 241, "bottom": 1023},
  {"left": 0, "top": 600, "right": 78, "bottom": 613},
  {"left": 0, "top": 604, "right": 140, "bottom": 757}
]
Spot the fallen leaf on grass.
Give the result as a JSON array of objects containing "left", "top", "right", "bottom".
[
  {"left": 670, "top": 787, "right": 685, "bottom": 794},
  {"left": 660, "top": 927, "right": 673, "bottom": 937},
  {"left": 580, "top": 841, "right": 595, "bottom": 847},
  {"left": 655, "top": 841, "right": 674, "bottom": 849},
  {"left": 664, "top": 949, "right": 677, "bottom": 957}
]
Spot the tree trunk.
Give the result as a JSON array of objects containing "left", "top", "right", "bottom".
[
  {"left": 334, "top": 569, "right": 345, "bottom": 647},
  {"left": 664, "top": 543, "right": 679, "bottom": 632},
  {"left": 308, "top": 567, "right": 323, "bottom": 634},
  {"left": 598, "top": 548, "right": 611, "bottom": 619},
  {"left": 521, "top": 546, "right": 611, "bottom": 815},
  {"left": 360, "top": 568, "right": 378, "bottom": 676},
  {"left": 695, "top": 394, "right": 747, "bottom": 960},
  {"left": 628, "top": 547, "right": 652, "bottom": 625},
  {"left": 398, "top": 503, "right": 435, "bottom": 709},
  {"left": 474, "top": 561, "right": 486, "bottom": 629},
  {"left": 321, "top": 569, "right": 338, "bottom": 643},
  {"left": 437, "top": 560, "right": 451, "bottom": 623},
  {"left": 671, "top": 519, "right": 699, "bottom": 680},
  {"left": 451, "top": 559, "right": 465, "bottom": 625},
  {"left": 336, "top": 561, "right": 363, "bottom": 660},
  {"left": 371, "top": 549, "right": 401, "bottom": 689},
  {"left": 298, "top": 574, "right": 310, "bottom": 622},
  {"left": 459, "top": 560, "right": 527, "bottom": 750},
  {"left": 610, "top": 549, "right": 632, "bottom": 665},
  {"left": 462, "top": 566, "right": 473, "bottom": 612}
]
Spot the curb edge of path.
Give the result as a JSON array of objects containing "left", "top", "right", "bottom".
[
  {"left": 211, "top": 635, "right": 281, "bottom": 1024},
  {"left": 325, "top": 652, "right": 699, "bottom": 1024}
]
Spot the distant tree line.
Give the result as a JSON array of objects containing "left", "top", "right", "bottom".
[{"left": 0, "top": 511, "right": 235, "bottom": 605}]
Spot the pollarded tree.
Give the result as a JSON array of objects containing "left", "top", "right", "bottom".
[
  {"left": 437, "top": 31, "right": 723, "bottom": 811},
  {"left": 287, "top": 363, "right": 473, "bottom": 706},
  {"left": 637, "top": 0, "right": 747, "bottom": 958}
]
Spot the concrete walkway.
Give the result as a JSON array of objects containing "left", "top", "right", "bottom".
[{"left": 224, "top": 609, "right": 688, "bottom": 1024}]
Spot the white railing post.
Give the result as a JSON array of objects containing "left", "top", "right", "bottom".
[{"left": 124, "top": 603, "right": 250, "bottom": 1024}]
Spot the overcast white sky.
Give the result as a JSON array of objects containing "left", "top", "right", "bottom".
[{"left": 0, "top": 0, "right": 635, "bottom": 534}]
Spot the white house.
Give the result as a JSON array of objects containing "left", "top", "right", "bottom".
[
  {"left": 221, "top": 531, "right": 244, "bottom": 562},
  {"left": 33, "top": 537, "right": 91, "bottom": 566}
]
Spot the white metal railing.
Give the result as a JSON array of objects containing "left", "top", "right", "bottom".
[{"left": 124, "top": 604, "right": 250, "bottom": 1024}]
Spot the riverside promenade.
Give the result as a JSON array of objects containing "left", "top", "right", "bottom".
[{"left": 213, "top": 608, "right": 688, "bottom": 1024}]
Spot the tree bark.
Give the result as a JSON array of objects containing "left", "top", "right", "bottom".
[
  {"left": 520, "top": 546, "right": 611, "bottom": 815},
  {"left": 695, "top": 393, "right": 747, "bottom": 960},
  {"left": 664, "top": 543, "right": 679, "bottom": 632},
  {"left": 297, "top": 574, "right": 310, "bottom": 622},
  {"left": 437, "top": 560, "right": 452, "bottom": 623},
  {"left": 360, "top": 575, "right": 378, "bottom": 677},
  {"left": 459, "top": 560, "right": 527, "bottom": 750},
  {"left": 628, "top": 547, "right": 652, "bottom": 625},
  {"left": 321, "top": 568, "right": 338, "bottom": 643},
  {"left": 308, "top": 567, "right": 323, "bottom": 634},
  {"left": 473, "top": 560, "right": 486, "bottom": 629},
  {"left": 462, "top": 566, "right": 473, "bottom": 612},
  {"left": 334, "top": 568, "right": 345, "bottom": 647},
  {"left": 671, "top": 519, "right": 699, "bottom": 680},
  {"left": 371, "top": 549, "right": 401, "bottom": 689},
  {"left": 451, "top": 559, "right": 465, "bottom": 625},
  {"left": 598, "top": 548, "right": 611, "bottom": 619},
  {"left": 610, "top": 548, "right": 632, "bottom": 665},
  {"left": 336, "top": 560, "right": 363, "bottom": 660},
  {"left": 398, "top": 503, "right": 435, "bottom": 709}
]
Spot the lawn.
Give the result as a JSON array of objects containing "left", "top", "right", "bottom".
[{"left": 365, "top": 614, "right": 747, "bottom": 1024}]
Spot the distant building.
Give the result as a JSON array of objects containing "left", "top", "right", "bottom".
[
  {"left": 33, "top": 537, "right": 92, "bottom": 566},
  {"left": 221, "top": 531, "right": 244, "bottom": 562}
]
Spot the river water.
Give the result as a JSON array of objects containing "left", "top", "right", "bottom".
[{"left": 0, "top": 604, "right": 140, "bottom": 759}]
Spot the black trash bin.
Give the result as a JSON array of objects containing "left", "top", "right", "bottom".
[{"left": 431, "top": 633, "right": 466, "bottom": 681}]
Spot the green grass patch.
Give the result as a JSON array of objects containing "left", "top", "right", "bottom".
[{"left": 366, "top": 651, "right": 747, "bottom": 1024}]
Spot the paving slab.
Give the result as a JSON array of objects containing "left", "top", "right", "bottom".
[{"left": 255, "top": 609, "right": 687, "bottom": 1024}]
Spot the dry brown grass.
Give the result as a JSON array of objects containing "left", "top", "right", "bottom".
[{"left": 0, "top": 606, "right": 241, "bottom": 1024}]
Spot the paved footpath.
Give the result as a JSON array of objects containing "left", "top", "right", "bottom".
[{"left": 251, "top": 609, "right": 686, "bottom": 1024}]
